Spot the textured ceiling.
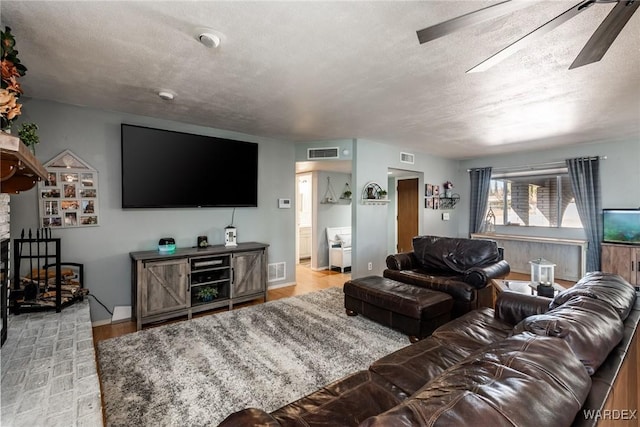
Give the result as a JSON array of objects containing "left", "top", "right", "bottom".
[{"left": 2, "top": 1, "right": 639, "bottom": 159}]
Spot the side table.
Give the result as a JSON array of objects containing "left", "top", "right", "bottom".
[{"left": 491, "top": 279, "right": 566, "bottom": 306}]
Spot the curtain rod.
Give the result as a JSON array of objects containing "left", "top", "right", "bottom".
[{"left": 467, "top": 156, "right": 606, "bottom": 173}]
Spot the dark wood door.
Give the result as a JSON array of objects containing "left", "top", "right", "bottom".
[{"left": 397, "top": 178, "right": 419, "bottom": 253}]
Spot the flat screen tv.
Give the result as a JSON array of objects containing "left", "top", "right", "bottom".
[
  {"left": 603, "top": 209, "right": 640, "bottom": 245},
  {"left": 121, "top": 124, "right": 258, "bottom": 208}
]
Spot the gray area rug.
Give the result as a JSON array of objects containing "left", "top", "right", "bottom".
[{"left": 97, "top": 287, "right": 409, "bottom": 426}]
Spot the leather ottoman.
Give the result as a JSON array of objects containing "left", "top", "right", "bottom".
[{"left": 344, "top": 276, "right": 453, "bottom": 342}]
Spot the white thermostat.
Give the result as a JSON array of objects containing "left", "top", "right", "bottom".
[{"left": 278, "top": 198, "right": 291, "bottom": 209}]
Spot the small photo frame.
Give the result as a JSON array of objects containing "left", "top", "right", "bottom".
[
  {"left": 433, "top": 198, "right": 440, "bottom": 210},
  {"left": 61, "top": 200, "right": 79, "bottom": 210},
  {"left": 43, "top": 217, "right": 62, "bottom": 227},
  {"left": 44, "top": 200, "right": 59, "bottom": 215},
  {"left": 61, "top": 172, "right": 78, "bottom": 183},
  {"left": 64, "top": 212, "right": 78, "bottom": 226},
  {"left": 45, "top": 172, "right": 57, "bottom": 187},
  {"left": 82, "top": 200, "right": 95, "bottom": 214},
  {"left": 81, "top": 173, "right": 94, "bottom": 187},
  {"left": 80, "top": 188, "right": 96, "bottom": 198},
  {"left": 425, "top": 184, "right": 433, "bottom": 197},
  {"left": 64, "top": 183, "right": 76, "bottom": 198},
  {"left": 41, "top": 189, "right": 60, "bottom": 198},
  {"left": 80, "top": 216, "right": 98, "bottom": 225},
  {"left": 433, "top": 185, "right": 440, "bottom": 197}
]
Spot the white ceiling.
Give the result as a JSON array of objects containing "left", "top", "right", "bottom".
[{"left": 2, "top": 1, "right": 639, "bottom": 160}]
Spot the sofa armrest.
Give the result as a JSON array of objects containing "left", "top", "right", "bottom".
[
  {"left": 463, "top": 260, "right": 511, "bottom": 289},
  {"left": 385, "top": 252, "right": 417, "bottom": 271},
  {"left": 218, "top": 408, "right": 282, "bottom": 426},
  {"left": 495, "top": 292, "right": 551, "bottom": 326}
]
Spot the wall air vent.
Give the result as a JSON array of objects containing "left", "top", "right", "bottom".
[
  {"left": 268, "top": 262, "right": 286, "bottom": 282},
  {"left": 400, "top": 152, "right": 415, "bottom": 164},
  {"left": 308, "top": 147, "right": 339, "bottom": 160}
]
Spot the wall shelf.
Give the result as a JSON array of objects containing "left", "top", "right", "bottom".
[
  {"left": 0, "top": 132, "right": 47, "bottom": 194},
  {"left": 361, "top": 182, "right": 389, "bottom": 204},
  {"left": 439, "top": 194, "right": 460, "bottom": 209}
]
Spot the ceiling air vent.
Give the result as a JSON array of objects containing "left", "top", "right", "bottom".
[
  {"left": 400, "top": 152, "right": 415, "bottom": 164},
  {"left": 308, "top": 147, "right": 339, "bottom": 160}
]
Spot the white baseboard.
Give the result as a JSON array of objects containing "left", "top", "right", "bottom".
[
  {"left": 91, "top": 318, "right": 111, "bottom": 327},
  {"left": 267, "top": 281, "right": 296, "bottom": 290},
  {"left": 112, "top": 306, "right": 132, "bottom": 323}
]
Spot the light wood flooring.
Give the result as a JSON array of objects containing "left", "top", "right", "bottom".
[{"left": 92, "top": 268, "right": 574, "bottom": 345}]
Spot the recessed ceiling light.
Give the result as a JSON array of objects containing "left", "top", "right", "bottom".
[
  {"left": 158, "top": 91, "right": 175, "bottom": 100},
  {"left": 194, "top": 27, "right": 223, "bottom": 49}
]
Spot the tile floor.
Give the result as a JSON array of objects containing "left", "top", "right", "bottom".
[{"left": 1, "top": 300, "right": 102, "bottom": 427}]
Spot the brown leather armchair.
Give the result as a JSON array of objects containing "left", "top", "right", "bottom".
[{"left": 384, "top": 235, "right": 510, "bottom": 317}]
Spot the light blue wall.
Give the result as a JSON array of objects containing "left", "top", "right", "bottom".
[
  {"left": 10, "top": 98, "right": 296, "bottom": 322},
  {"left": 458, "top": 139, "right": 640, "bottom": 238},
  {"left": 352, "top": 139, "right": 459, "bottom": 278},
  {"left": 316, "top": 171, "right": 351, "bottom": 269}
]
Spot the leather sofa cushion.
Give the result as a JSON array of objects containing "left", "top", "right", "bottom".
[
  {"left": 361, "top": 334, "right": 592, "bottom": 427},
  {"left": 550, "top": 272, "right": 636, "bottom": 320},
  {"left": 431, "top": 307, "right": 513, "bottom": 347},
  {"left": 369, "top": 334, "right": 488, "bottom": 396},
  {"left": 514, "top": 296, "right": 624, "bottom": 375},
  {"left": 269, "top": 370, "right": 409, "bottom": 427},
  {"left": 412, "top": 235, "right": 501, "bottom": 274}
]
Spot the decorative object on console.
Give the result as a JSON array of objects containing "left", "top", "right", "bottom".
[
  {"left": 158, "top": 237, "right": 176, "bottom": 254},
  {"left": 197, "top": 235, "right": 208, "bottom": 248},
  {"left": 38, "top": 150, "right": 99, "bottom": 228},
  {"left": 225, "top": 208, "right": 237, "bottom": 247},
  {"left": 196, "top": 286, "right": 218, "bottom": 302}
]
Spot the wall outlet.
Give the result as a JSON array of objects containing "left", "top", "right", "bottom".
[
  {"left": 442, "top": 212, "right": 450, "bottom": 221},
  {"left": 368, "top": 262, "right": 373, "bottom": 271}
]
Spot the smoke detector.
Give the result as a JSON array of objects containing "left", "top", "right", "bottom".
[{"left": 195, "top": 28, "right": 223, "bottom": 49}]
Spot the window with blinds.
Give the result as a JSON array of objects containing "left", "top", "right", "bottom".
[{"left": 488, "top": 168, "right": 583, "bottom": 229}]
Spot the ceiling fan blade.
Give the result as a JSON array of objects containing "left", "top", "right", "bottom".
[
  {"left": 416, "top": 1, "right": 532, "bottom": 44},
  {"left": 467, "top": 0, "right": 597, "bottom": 73},
  {"left": 569, "top": 0, "right": 640, "bottom": 69}
]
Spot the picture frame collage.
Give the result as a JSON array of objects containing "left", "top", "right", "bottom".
[
  {"left": 38, "top": 150, "right": 99, "bottom": 228},
  {"left": 425, "top": 183, "right": 440, "bottom": 209}
]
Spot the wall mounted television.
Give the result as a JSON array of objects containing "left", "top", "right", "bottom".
[
  {"left": 121, "top": 124, "right": 258, "bottom": 208},
  {"left": 603, "top": 209, "right": 640, "bottom": 245}
]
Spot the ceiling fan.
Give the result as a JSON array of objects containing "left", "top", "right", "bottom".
[{"left": 416, "top": 0, "right": 639, "bottom": 72}]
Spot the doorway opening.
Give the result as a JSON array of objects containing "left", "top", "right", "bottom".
[
  {"left": 296, "top": 173, "right": 312, "bottom": 267},
  {"left": 389, "top": 169, "right": 423, "bottom": 255}
]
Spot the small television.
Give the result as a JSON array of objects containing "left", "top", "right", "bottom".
[
  {"left": 121, "top": 124, "right": 258, "bottom": 208},
  {"left": 603, "top": 209, "right": 640, "bottom": 245}
]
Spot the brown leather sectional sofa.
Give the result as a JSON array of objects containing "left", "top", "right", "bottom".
[
  {"left": 219, "top": 272, "right": 639, "bottom": 426},
  {"left": 384, "top": 235, "right": 511, "bottom": 317}
]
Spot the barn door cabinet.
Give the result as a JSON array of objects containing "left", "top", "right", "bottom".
[
  {"left": 601, "top": 243, "right": 640, "bottom": 286},
  {"left": 131, "top": 242, "right": 268, "bottom": 330}
]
